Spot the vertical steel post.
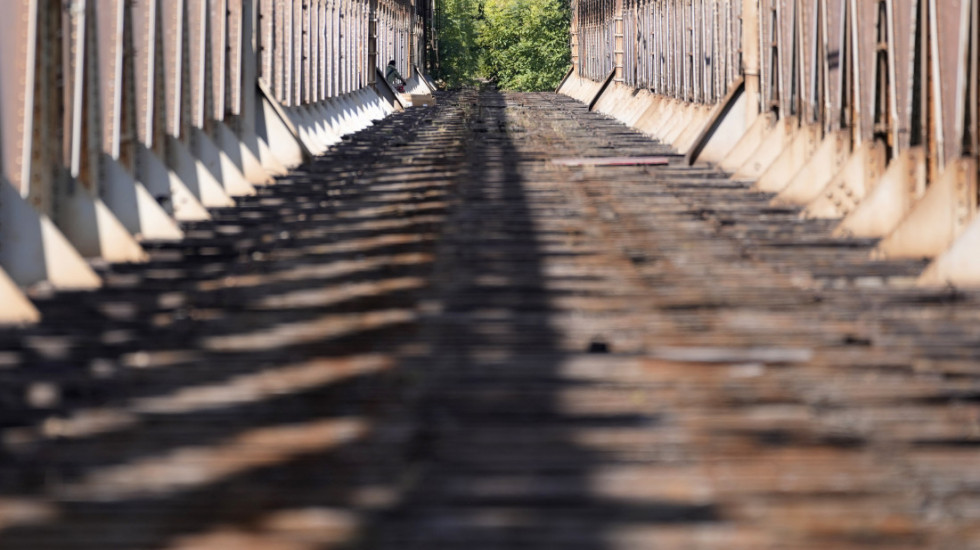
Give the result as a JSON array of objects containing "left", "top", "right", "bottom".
[
  {"left": 368, "top": 0, "right": 377, "bottom": 83},
  {"left": 614, "top": 0, "right": 624, "bottom": 82}
]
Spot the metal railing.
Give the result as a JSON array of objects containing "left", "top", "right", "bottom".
[
  {"left": 0, "top": 0, "right": 429, "bottom": 323},
  {"left": 567, "top": 0, "right": 980, "bottom": 286}
]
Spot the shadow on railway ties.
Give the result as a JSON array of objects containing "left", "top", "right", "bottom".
[{"left": 0, "top": 88, "right": 707, "bottom": 549}]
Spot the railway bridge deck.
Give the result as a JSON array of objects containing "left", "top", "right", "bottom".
[{"left": 0, "top": 88, "right": 978, "bottom": 549}]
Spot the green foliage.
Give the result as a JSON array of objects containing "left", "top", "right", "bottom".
[
  {"left": 435, "top": 0, "right": 484, "bottom": 87},
  {"left": 479, "top": 0, "right": 570, "bottom": 91},
  {"left": 434, "top": 0, "right": 570, "bottom": 91}
]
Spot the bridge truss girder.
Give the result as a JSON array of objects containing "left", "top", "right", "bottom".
[
  {"left": 566, "top": 0, "right": 980, "bottom": 286},
  {"left": 0, "top": 0, "right": 433, "bottom": 323}
]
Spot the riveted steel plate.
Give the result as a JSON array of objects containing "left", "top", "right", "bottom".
[
  {"left": 931, "top": 0, "right": 967, "bottom": 165},
  {"left": 274, "top": 0, "right": 288, "bottom": 102},
  {"left": 209, "top": 0, "right": 229, "bottom": 120},
  {"left": 159, "top": 0, "right": 187, "bottom": 138},
  {"left": 888, "top": 0, "right": 918, "bottom": 151},
  {"left": 301, "top": 0, "right": 311, "bottom": 103},
  {"left": 822, "top": 0, "right": 845, "bottom": 131},
  {"left": 130, "top": 0, "right": 157, "bottom": 147},
  {"left": 64, "top": 0, "right": 105, "bottom": 188},
  {"left": 759, "top": 0, "right": 776, "bottom": 109},
  {"left": 95, "top": 0, "right": 123, "bottom": 155},
  {"left": 293, "top": 0, "right": 304, "bottom": 104},
  {"left": 852, "top": 0, "right": 879, "bottom": 141},
  {"left": 186, "top": 0, "right": 208, "bottom": 128},
  {"left": 777, "top": 0, "right": 796, "bottom": 115},
  {"left": 258, "top": 0, "right": 275, "bottom": 89},
  {"left": 798, "top": 0, "right": 818, "bottom": 122},
  {"left": 0, "top": 1, "right": 36, "bottom": 192}
]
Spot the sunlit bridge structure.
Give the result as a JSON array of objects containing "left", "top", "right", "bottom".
[{"left": 0, "top": 1, "right": 978, "bottom": 548}]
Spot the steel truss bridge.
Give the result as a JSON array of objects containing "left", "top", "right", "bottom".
[
  {"left": 564, "top": 0, "right": 980, "bottom": 287},
  {"left": 0, "top": 2, "right": 979, "bottom": 548},
  {"left": 0, "top": 0, "right": 434, "bottom": 323}
]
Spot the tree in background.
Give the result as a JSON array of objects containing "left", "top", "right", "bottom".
[
  {"left": 434, "top": 0, "right": 484, "bottom": 87},
  {"left": 434, "top": 0, "right": 570, "bottom": 91},
  {"left": 479, "top": 0, "right": 570, "bottom": 91}
]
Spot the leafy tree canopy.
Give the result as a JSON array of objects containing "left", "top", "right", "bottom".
[{"left": 434, "top": 0, "right": 569, "bottom": 91}]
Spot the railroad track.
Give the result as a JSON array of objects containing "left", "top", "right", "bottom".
[{"left": 0, "top": 88, "right": 977, "bottom": 549}]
